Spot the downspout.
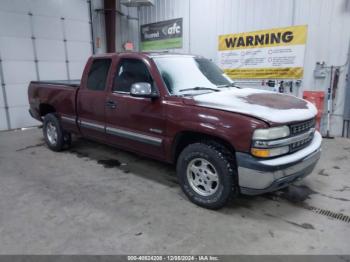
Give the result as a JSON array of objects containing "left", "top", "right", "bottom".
[
  {"left": 137, "top": 7, "right": 140, "bottom": 51},
  {"left": 88, "top": 0, "right": 96, "bottom": 54},
  {"left": 291, "top": 0, "right": 296, "bottom": 26},
  {"left": 0, "top": 56, "right": 10, "bottom": 130},
  {"left": 188, "top": 0, "right": 191, "bottom": 53},
  {"left": 104, "top": 0, "right": 116, "bottom": 53}
]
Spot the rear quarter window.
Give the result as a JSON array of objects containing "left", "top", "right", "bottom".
[{"left": 87, "top": 59, "right": 112, "bottom": 91}]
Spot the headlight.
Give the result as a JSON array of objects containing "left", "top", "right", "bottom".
[
  {"left": 251, "top": 126, "right": 290, "bottom": 158},
  {"left": 253, "top": 126, "right": 290, "bottom": 140}
]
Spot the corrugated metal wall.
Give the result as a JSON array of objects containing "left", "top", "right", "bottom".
[
  {"left": 91, "top": 0, "right": 107, "bottom": 54},
  {"left": 91, "top": 1, "right": 139, "bottom": 54},
  {"left": 0, "top": 0, "right": 93, "bottom": 130},
  {"left": 118, "top": 3, "right": 139, "bottom": 51},
  {"left": 1, "top": 0, "right": 348, "bottom": 135},
  {"left": 138, "top": 0, "right": 350, "bottom": 136}
]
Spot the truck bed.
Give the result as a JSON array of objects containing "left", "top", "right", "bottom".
[{"left": 28, "top": 80, "right": 80, "bottom": 131}]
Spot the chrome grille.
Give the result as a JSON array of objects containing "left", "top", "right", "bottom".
[
  {"left": 289, "top": 118, "right": 316, "bottom": 152},
  {"left": 289, "top": 133, "right": 314, "bottom": 152},
  {"left": 290, "top": 118, "right": 316, "bottom": 136}
]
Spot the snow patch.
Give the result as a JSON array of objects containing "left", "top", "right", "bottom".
[{"left": 193, "top": 88, "right": 317, "bottom": 123}]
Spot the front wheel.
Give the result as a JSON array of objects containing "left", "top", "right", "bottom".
[
  {"left": 43, "top": 113, "right": 71, "bottom": 151},
  {"left": 176, "top": 142, "right": 237, "bottom": 209}
]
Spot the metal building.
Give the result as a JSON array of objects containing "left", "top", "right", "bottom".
[
  {"left": 0, "top": 0, "right": 349, "bottom": 137},
  {"left": 0, "top": 0, "right": 93, "bottom": 130},
  {"left": 138, "top": 0, "right": 350, "bottom": 136}
]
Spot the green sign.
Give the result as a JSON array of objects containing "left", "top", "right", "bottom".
[{"left": 140, "top": 18, "right": 183, "bottom": 51}]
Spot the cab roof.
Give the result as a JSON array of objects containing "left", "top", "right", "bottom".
[{"left": 91, "top": 51, "right": 198, "bottom": 59}]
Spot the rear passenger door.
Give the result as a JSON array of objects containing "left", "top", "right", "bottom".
[
  {"left": 77, "top": 58, "right": 112, "bottom": 141},
  {"left": 105, "top": 57, "right": 167, "bottom": 160}
]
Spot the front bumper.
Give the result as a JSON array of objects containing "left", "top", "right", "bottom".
[{"left": 237, "top": 131, "right": 322, "bottom": 195}]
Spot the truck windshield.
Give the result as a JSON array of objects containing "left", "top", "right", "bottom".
[{"left": 153, "top": 56, "right": 233, "bottom": 96}]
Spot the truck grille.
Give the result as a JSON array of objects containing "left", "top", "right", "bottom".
[
  {"left": 290, "top": 118, "right": 316, "bottom": 136},
  {"left": 289, "top": 134, "right": 314, "bottom": 152},
  {"left": 289, "top": 118, "right": 316, "bottom": 152}
]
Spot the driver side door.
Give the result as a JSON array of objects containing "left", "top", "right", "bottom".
[{"left": 105, "top": 57, "right": 167, "bottom": 160}]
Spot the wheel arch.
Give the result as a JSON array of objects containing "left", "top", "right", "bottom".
[
  {"left": 171, "top": 131, "right": 237, "bottom": 165},
  {"left": 39, "top": 103, "right": 56, "bottom": 117}
]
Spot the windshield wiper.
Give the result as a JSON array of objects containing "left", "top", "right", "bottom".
[{"left": 178, "top": 86, "right": 219, "bottom": 92}]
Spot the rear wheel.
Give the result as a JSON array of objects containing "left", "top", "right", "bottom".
[
  {"left": 177, "top": 142, "right": 237, "bottom": 209},
  {"left": 43, "top": 113, "right": 71, "bottom": 151}
]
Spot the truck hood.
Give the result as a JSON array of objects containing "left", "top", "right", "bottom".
[{"left": 193, "top": 88, "right": 317, "bottom": 124}]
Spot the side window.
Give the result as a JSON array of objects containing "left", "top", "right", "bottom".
[
  {"left": 113, "top": 58, "right": 153, "bottom": 93},
  {"left": 87, "top": 59, "right": 111, "bottom": 91}
]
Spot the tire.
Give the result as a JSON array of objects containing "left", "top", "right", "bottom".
[
  {"left": 43, "top": 113, "right": 71, "bottom": 151},
  {"left": 176, "top": 142, "right": 237, "bottom": 209}
]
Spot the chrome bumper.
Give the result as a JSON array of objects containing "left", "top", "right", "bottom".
[{"left": 237, "top": 131, "right": 322, "bottom": 195}]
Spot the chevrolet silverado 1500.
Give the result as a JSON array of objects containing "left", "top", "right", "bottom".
[{"left": 28, "top": 52, "right": 322, "bottom": 209}]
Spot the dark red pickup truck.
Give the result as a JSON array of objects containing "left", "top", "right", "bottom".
[{"left": 28, "top": 52, "right": 322, "bottom": 209}]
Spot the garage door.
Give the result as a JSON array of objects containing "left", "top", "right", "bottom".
[{"left": 0, "top": 0, "right": 92, "bottom": 130}]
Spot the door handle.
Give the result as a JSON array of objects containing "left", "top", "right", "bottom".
[{"left": 105, "top": 100, "right": 117, "bottom": 109}]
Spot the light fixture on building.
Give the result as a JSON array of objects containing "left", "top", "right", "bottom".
[
  {"left": 123, "top": 41, "right": 134, "bottom": 51},
  {"left": 121, "top": 0, "right": 154, "bottom": 7}
]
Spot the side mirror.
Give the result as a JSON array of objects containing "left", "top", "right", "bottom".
[{"left": 130, "top": 82, "right": 159, "bottom": 98}]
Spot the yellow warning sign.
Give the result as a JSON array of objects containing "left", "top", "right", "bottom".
[
  {"left": 218, "top": 25, "right": 307, "bottom": 79},
  {"left": 223, "top": 67, "right": 304, "bottom": 79}
]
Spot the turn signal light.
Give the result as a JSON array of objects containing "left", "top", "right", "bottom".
[
  {"left": 251, "top": 148, "right": 270, "bottom": 158},
  {"left": 251, "top": 146, "right": 289, "bottom": 158}
]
